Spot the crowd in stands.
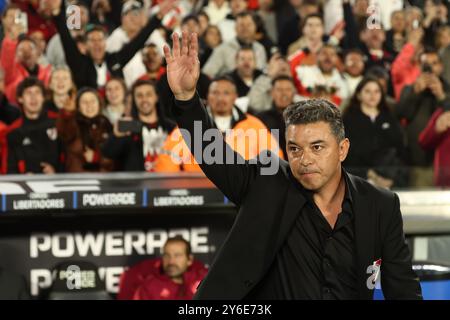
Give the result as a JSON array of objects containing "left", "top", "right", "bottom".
[{"left": 0, "top": 0, "right": 449, "bottom": 189}]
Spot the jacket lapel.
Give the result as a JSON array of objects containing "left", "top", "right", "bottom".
[
  {"left": 347, "top": 173, "right": 376, "bottom": 299},
  {"left": 276, "top": 169, "right": 307, "bottom": 248}
]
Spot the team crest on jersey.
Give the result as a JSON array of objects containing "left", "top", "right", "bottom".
[{"left": 46, "top": 128, "right": 58, "bottom": 141}]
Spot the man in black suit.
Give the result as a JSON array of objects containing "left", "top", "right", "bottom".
[{"left": 163, "top": 31, "right": 422, "bottom": 300}]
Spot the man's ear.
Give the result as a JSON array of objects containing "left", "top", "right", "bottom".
[
  {"left": 188, "top": 254, "right": 194, "bottom": 266},
  {"left": 18, "top": 97, "right": 24, "bottom": 105},
  {"left": 339, "top": 138, "right": 350, "bottom": 162}
]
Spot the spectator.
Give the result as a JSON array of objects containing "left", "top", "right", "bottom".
[
  {"left": 279, "top": 0, "right": 321, "bottom": 55},
  {"left": 343, "top": 76, "right": 407, "bottom": 189},
  {"left": 0, "top": 4, "right": 21, "bottom": 47},
  {"left": 51, "top": 0, "right": 176, "bottom": 93},
  {"left": 106, "top": 1, "right": 167, "bottom": 88},
  {"left": 1, "top": 33, "right": 52, "bottom": 104},
  {"left": 89, "top": 0, "right": 124, "bottom": 32},
  {"left": 405, "top": 6, "right": 424, "bottom": 33},
  {"left": 200, "top": 24, "right": 222, "bottom": 66},
  {"left": 29, "top": 30, "right": 49, "bottom": 67},
  {"left": 204, "top": 76, "right": 282, "bottom": 158},
  {"left": 287, "top": 13, "right": 325, "bottom": 57},
  {"left": 438, "top": 26, "right": 450, "bottom": 85},
  {"left": 103, "top": 77, "right": 128, "bottom": 125},
  {"left": 253, "top": 11, "right": 277, "bottom": 59},
  {"left": 257, "top": 75, "right": 297, "bottom": 159},
  {"left": 179, "top": 15, "right": 208, "bottom": 70},
  {"left": 46, "top": 0, "right": 90, "bottom": 68},
  {"left": 226, "top": 46, "right": 263, "bottom": 97},
  {"left": 118, "top": 236, "right": 208, "bottom": 300},
  {"left": 157, "top": 76, "right": 284, "bottom": 172},
  {"left": 202, "top": 11, "right": 267, "bottom": 78},
  {"left": 217, "top": 0, "right": 248, "bottom": 43},
  {"left": 419, "top": 105, "right": 450, "bottom": 187},
  {"left": 203, "top": 0, "right": 231, "bottom": 25},
  {"left": 249, "top": 52, "right": 299, "bottom": 112},
  {"left": 366, "top": 66, "right": 397, "bottom": 110},
  {"left": 397, "top": 48, "right": 450, "bottom": 187},
  {"left": 0, "top": 68, "right": 20, "bottom": 125},
  {"left": 2, "top": 77, "right": 64, "bottom": 174},
  {"left": 57, "top": 87, "right": 113, "bottom": 173},
  {"left": 44, "top": 67, "right": 77, "bottom": 114},
  {"left": 101, "top": 79, "right": 177, "bottom": 172},
  {"left": 197, "top": 11, "right": 210, "bottom": 37},
  {"left": 292, "top": 44, "right": 349, "bottom": 106},
  {"left": 422, "top": 0, "right": 448, "bottom": 48},
  {"left": 391, "top": 28, "right": 424, "bottom": 100},
  {"left": 359, "top": 27, "right": 394, "bottom": 74},
  {"left": 133, "top": 43, "right": 166, "bottom": 85},
  {"left": 385, "top": 10, "right": 407, "bottom": 58},
  {"left": 342, "top": 49, "right": 365, "bottom": 100},
  {"left": 12, "top": 0, "right": 57, "bottom": 42},
  {"left": 257, "top": 0, "right": 279, "bottom": 44}
]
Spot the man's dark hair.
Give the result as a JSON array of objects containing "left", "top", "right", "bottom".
[
  {"left": 85, "top": 24, "right": 107, "bottom": 38},
  {"left": 300, "top": 13, "right": 324, "bottom": 32},
  {"left": 211, "top": 75, "right": 238, "bottom": 92},
  {"left": 236, "top": 10, "right": 257, "bottom": 24},
  {"left": 271, "top": 75, "right": 295, "bottom": 87},
  {"left": 16, "top": 76, "right": 45, "bottom": 99},
  {"left": 366, "top": 66, "right": 389, "bottom": 81},
  {"left": 164, "top": 236, "right": 192, "bottom": 257},
  {"left": 236, "top": 44, "right": 255, "bottom": 59},
  {"left": 283, "top": 99, "right": 345, "bottom": 142},
  {"left": 182, "top": 14, "right": 200, "bottom": 26}
]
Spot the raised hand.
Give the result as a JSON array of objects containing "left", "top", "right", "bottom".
[{"left": 164, "top": 31, "right": 200, "bottom": 101}]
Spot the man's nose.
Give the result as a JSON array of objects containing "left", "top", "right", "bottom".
[{"left": 300, "top": 151, "right": 313, "bottom": 166}]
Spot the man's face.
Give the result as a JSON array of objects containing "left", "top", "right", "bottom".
[
  {"left": 122, "top": 9, "right": 145, "bottom": 33},
  {"left": 303, "top": 17, "right": 324, "bottom": 41},
  {"left": 29, "top": 31, "right": 46, "bottom": 55},
  {"left": 286, "top": 121, "right": 349, "bottom": 192},
  {"left": 2, "top": 8, "right": 19, "bottom": 30},
  {"left": 271, "top": 80, "right": 295, "bottom": 110},
  {"left": 236, "top": 50, "right": 256, "bottom": 78},
  {"left": 86, "top": 30, "right": 106, "bottom": 63},
  {"left": 391, "top": 11, "right": 406, "bottom": 33},
  {"left": 231, "top": 0, "right": 248, "bottom": 15},
  {"left": 236, "top": 15, "right": 256, "bottom": 43},
  {"left": 17, "top": 40, "right": 39, "bottom": 69},
  {"left": 420, "top": 53, "right": 443, "bottom": 76},
  {"left": 318, "top": 47, "right": 338, "bottom": 74},
  {"left": 143, "top": 46, "right": 163, "bottom": 72},
  {"left": 345, "top": 52, "right": 365, "bottom": 77},
  {"left": 354, "top": 0, "right": 369, "bottom": 17},
  {"left": 363, "top": 28, "right": 386, "bottom": 50},
  {"left": 181, "top": 19, "right": 200, "bottom": 35},
  {"left": 134, "top": 84, "right": 158, "bottom": 116},
  {"left": 162, "top": 241, "right": 193, "bottom": 281},
  {"left": 19, "top": 86, "right": 44, "bottom": 116},
  {"left": 208, "top": 81, "right": 237, "bottom": 117}
]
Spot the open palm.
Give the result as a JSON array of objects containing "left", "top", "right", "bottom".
[{"left": 164, "top": 32, "right": 200, "bottom": 101}]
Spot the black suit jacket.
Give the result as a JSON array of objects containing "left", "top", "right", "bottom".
[{"left": 172, "top": 94, "right": 422, "bottom": 300}]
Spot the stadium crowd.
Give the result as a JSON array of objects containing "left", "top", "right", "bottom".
[{"left": 0, "top": 0, "right": 449, "bottom": 189}]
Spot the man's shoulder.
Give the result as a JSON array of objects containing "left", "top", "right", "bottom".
[{"left": 347, "top": 173, "right": 397, "bottom": 203}]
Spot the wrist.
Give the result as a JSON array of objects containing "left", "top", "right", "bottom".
[{"left": 174, "top": 91, "right": 196, "bottom": 101}]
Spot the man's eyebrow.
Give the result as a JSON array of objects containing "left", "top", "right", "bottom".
[{"left": 310, "top": 140, "right": 326, "bottom": 145}]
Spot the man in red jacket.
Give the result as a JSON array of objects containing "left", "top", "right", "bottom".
[{"left": 118, "top": 236, "right": 208, "bottom": 300}]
